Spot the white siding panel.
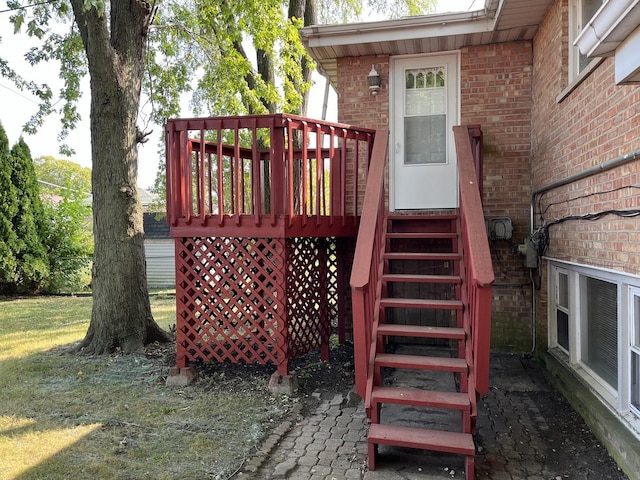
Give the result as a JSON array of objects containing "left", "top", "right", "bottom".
[{"left": 145, "top": 241, "right": 175, "bottom": 288}]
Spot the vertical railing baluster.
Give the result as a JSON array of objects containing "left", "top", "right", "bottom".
[
  {"left": 302, "top": 121, "right": 308, "bottom": 227},
  {"left": 199, "top": 125, "right": 207, "bottom": 225},
  {"left": 251, "top": 119, "right": 261, "bottom": 226},
  {"left": 341, "top": 130, "right": 347, "bottom": 227},
  {"left": 234, "top": 121, "right": 241, "bottom": 225},
  {"left": 354, "top": 136, "right": 360, "bottom": 222},
  {"left": 165, "top": 121, "right": 176, "bottom": 226},
  {"left": 316, "top": 123, "right": 323, "bottom": 226},
  {"left": 329, "top": 126, "right": 336, "bottom": 226},
  {"left": 181, "top": 130, "right": 192, "bottom": 225},
  {"left": 216, "top": 123, "right": 224, "bottom": 226},
  {"left": 287, "top": 119, "right": 295, "bottom": 227}
]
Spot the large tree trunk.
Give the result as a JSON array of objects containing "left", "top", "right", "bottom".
[{"left": 70, "top": 0, "right": 172, "bottom": 354}]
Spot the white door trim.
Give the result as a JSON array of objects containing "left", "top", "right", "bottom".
[{"left": 389, "top": 52, "right": 461, "bottom": 211}]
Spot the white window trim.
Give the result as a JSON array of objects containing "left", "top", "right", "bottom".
[
  {"left": 628, "top": 286, "right": 640, "bottom": 417},
  {"left": 548, "top": 259, "right": 640, "bottom": 439},
  {"left": 558, "top": 0, "right": 605, "bottom": 102}
]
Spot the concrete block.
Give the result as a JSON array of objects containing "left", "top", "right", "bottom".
[
  {"left": 268, "top": 372, "right": 298, "bottom": 395},
  {"left": 165, "top": 366, "right": 197, "bottom": 386}
]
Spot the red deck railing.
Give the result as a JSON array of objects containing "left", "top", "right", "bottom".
[
  {"left": 453, "top": 125, "right": 494, "bottom": 397},
  {"left": 165, "top": 114, "right": 376, "bottom": 238},
  {"left": 349, "top": 130, "right": 389, "bottom": 400}
]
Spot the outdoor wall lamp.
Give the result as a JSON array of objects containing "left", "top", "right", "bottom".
[{"left": 368, "top": 65, "right": 381, "bottom": 96}]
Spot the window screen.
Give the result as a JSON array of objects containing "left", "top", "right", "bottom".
[{"left": 581, "top": 276, "right": 618, "bottom": 389}]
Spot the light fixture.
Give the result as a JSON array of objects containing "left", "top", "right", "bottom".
[{"left": 368, "top": 65, "right": 381, "bottom": 96}]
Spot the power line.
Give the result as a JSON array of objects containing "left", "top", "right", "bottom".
[
  {"left": 0, "top": 81, "right": 39, "bottom": 104},
  {"left": 0, "top": 0, "right": 59, "bottom": 14}
]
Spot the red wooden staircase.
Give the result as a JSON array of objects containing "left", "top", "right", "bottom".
[
  {"left": 368, "top": 214, "right": 476, "bottom": 476},
  {"left": 351, "top": 126, "right": 493, "bottom": 480}
]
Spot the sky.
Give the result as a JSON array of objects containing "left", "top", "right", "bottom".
[{"left": 0, "top": 0, "right": 477, "bottom": 189}]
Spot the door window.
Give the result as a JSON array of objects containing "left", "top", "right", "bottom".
[{"left": 404, "top": 67, "right": 447, "bottom": 165}]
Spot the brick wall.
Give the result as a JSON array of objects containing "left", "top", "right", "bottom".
[
  {"left": 336, "top": 46, "right": 536, "bottom": 351},
  {"left": 337, "top": 55, "right": 390, "bottom": 131},
  {"left": 460, "top": 42, "right": 534, "bottom": 351},
  {"left": 532, "top": 0, "right": 640, "bottom": 344}
]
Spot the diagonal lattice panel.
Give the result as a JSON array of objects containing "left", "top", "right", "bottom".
[
  {"left": 326, "top": 238, "right": 339, "bottom": 328},
  {"left": 286, "top": 237, "right": 332, "bottom": 359},
  {"left": 175, "top": 237, "right": 286, "bottom": 367}
]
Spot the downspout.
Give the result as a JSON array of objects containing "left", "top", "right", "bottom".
[{"left": 528, "top": 147, "right": 640, "bottom": 354}]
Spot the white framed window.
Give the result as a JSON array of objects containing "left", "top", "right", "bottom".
[
  {"left": 579, "top": 275, "right": 618, "bottom": 390},
  {"left": 630, "top": 288, "right": 640, "bottom": 416},
  {"left": 553, "top": 269, "right": 570, "bottom": 353},
  {"left": 548, "top": 261, "right": 640, "bottom": 435},
  {"left": 569, "top": 0, "right": 604, "bottom": 82}
]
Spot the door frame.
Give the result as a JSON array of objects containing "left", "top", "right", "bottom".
[{"left": 389, "top": 51, "right": 461, "bottom": 211}]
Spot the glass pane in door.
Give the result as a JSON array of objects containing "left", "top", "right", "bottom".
[{"left": 404, "top": 67, "right": 446, "bottom": 165}]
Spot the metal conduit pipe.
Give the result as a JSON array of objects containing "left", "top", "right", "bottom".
[
  {"left": 530, "top": 147, "right": 640, "bottom": 231},
  {"left": 526, "top": 147, "right": 640, "bottom": 354}
]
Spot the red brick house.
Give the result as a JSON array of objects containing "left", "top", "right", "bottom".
[{"left": 299, "top": 0, "right": 640, "bottom": 477}]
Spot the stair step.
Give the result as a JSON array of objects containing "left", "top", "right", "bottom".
[
  {"left": 386, "top": 232, "right": 457, "bottom": 239},
  {"left": 388, "top": 214, "right": 458, "bottom": 221},
  {"left": 375, "top": 353, "right": 468, "bottom": 372},
  {"left": 371, "top": 386, "right": 470, "bottom": 411},
  {"left": 384, "top": 252, "right": 460, "bottom": 261},
  {"left": 368, "top": 423, "right": 475, "bottom": 456},
  {"left": 382, "top": 273, "right": 461, "bottom": 284},
  {"left": 377, "top": 324, "right": 465, "bottom": 340},
  {"left": 380, "top": 297, "right": 463, "bottom": 310}
]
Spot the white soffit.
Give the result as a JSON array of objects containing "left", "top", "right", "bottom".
[{"left": 300, "top": 0, "right": 553, "bottom": 85}]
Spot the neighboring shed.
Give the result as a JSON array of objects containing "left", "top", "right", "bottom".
[
  {"left": 143, "top": 212, "right": 174, "bottom": 288},
  {"left": 140, "top": 187, "right": 175, "bottom": 288}
]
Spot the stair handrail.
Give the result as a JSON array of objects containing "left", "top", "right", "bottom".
[
  {"left": 350, "top": 129, "right": 390, "bottom": 400},
  {"left": 453, "top": 125, "right": 494, "bottom": 396}
]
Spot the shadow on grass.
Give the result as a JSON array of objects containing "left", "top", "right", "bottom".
[{"left": 0, "top": 293, "right": 293, "bottom": 480}]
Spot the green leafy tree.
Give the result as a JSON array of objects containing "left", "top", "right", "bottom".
[
  {"left": 34, "top": 156, "right": 93, "bottom": 293},
  {"left": 1, "top": 0, "right": 434, "bottom": 354},
  {"left": 9, "top": 138, "right": 50, "bottom": 292},
  {"left": 34, "top": 155, "right": 92, "bottom": 196},
  {"left": 40, "top": 186, "right": 93, "bottom": 293},
  {"left": 0, "top": 123, "right": 19, "bottom": 287}
]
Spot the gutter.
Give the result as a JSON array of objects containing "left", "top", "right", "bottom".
[
  {"left": 300, "top": 9, "right": 497, "bottom": 48},
  {"left": 575, "top": 0, "right": 640, "bottom": 57}
]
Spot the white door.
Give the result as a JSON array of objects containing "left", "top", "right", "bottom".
[{"left": 391, "top": 54, "right": 459, "bottom": 210}]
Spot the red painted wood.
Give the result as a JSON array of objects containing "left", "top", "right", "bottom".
[
  {"left": 381, "top": 273, "right": 462, "bottom": 284},
  {"left": 368, "top": 424, "right": 475, "bottom": 455},
  {"left": 376, "top": 324, "right": 465, "bottom": 340},
  {"left": 349, "top": 130, "right": 390, "bottom": 399},
  {"left": 385, "top": 232, "right": 458, "bottom": 239},
  {"left": 453, "top": 125, "right": 495, "bottom": 396},
  {"left": 166, "top": 114, "right": 376, "bottom": 237},
  {"left": 375, "top": 353, "right": 468, "bottom": 372},
  {"left": 379, "top": 297, "right": 463, "bottom": 310},
  {"left": 371, "top": 386, "right": 470, "bottom": 410},
  {"left": 384, "top": 252, "right": 460, "bottom": 261}
]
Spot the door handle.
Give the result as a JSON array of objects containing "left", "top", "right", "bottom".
[{"left": 395, "top": 142, "right": 401, "bottom": 153}]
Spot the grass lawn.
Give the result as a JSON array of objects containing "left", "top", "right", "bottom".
[{"left": 0, "top": 291, "right": 291, "bottom": 480}]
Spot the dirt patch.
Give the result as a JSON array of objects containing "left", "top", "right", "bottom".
[{"left": 196, "top": 340, "right": 356, "bottom": 399}]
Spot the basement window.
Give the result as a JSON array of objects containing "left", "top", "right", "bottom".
[{"left": 549, "top": 261, "right": 640, "bottom": 431}]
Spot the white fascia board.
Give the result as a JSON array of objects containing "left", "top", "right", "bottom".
[
  {"left": 575, "top": 0, "right": 640, "bottom": 57},
  {"left": 615, "top": 24, "right": 640, "bottom": 83},
  {"left": 301, "top": 11, "right": 497, "bottom": 49}
]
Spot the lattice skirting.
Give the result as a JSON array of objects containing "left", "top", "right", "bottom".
[{"left": 174, "top": 236, "right": 348, "bottom": 374}]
